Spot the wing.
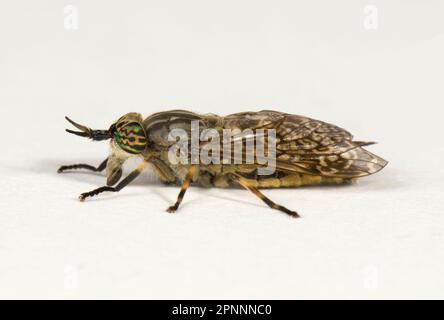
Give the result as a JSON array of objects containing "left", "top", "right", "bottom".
[{"left": 222, "top": 110, "right": 388, "bottom": 178}]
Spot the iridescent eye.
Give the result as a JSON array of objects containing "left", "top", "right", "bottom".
[{"left": 114, "top": 122, "right": 147, "bottom": 154}]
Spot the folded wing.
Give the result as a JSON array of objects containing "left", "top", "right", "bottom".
[{"left": 222, "top": 110, "right": 388, "bottom": 178}]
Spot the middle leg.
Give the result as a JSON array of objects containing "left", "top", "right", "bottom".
[{"left": 166, "top": 165, "right": 196, "bottom": 213}]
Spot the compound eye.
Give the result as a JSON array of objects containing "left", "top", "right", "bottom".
[{"left": 114, "top": 122, "right": 147, "bottom": 154}]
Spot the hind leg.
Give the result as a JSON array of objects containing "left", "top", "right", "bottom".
[{"left": 229, "top": 173, "right": 299, "bottom": 218}]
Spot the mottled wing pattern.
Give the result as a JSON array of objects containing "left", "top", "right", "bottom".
[{"left": 223, "top": 110, "right": 387, "bottom": 178}]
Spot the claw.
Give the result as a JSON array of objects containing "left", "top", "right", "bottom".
[{"left": 291, "top": 211, "right": 300, "bottom": 218}]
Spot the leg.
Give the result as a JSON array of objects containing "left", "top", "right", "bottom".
[
  {"left": 166, "top": 165, "right": 196, "bottom": 213},
  {"left": 230, "top": 173, "right": 300, "bottom": 218},
  {"left": 79, "top": 161, "right": 147, "bottom": 201},
  {"left": 58, "top": 158, "right": 108, "bottom": 173},
  {"left": 150, "top": 158, "right": 179, "bottom": 185}
]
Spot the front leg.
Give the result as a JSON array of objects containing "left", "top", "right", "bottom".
[
  {"left": 166, "top": 165, "right": 196, "bottom": 213},
  {"left": 58, "top": 158, "right": 108, "bottom": 173},
  {"left": 79, "top": 161, "right": 147, "bottom": 201}
]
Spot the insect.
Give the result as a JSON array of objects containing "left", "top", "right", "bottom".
[{"left": 58, "top": 110, "right": 387, "bottom": 218}]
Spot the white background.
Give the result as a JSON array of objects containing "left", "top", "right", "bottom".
[{"left": 1, "top": 0, "right": 443, "bottom": 299}]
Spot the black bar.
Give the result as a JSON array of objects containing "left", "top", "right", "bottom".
[{"left": 0, "top": 300, "right": 439, "bottom": 319}]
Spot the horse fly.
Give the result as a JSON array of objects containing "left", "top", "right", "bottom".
[{"left": 58, "top": 110, "right": 387, "bottom": 218}]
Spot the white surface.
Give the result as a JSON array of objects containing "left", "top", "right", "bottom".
[{"left": 1, "top": 0, "right": 444, "bottom": 299}]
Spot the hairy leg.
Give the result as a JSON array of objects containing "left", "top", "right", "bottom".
[
  {"left": 166, "top": 165, "right": 196, "bottom": 213},
  {"left": 79, "top": 161, "right": 148, "bottom": 201},
  {"left": 58, "top": 158, "right": 108, "bottom": 173},
  {"left": 230, "top": 173, "right": 299, "bottom": 218}
]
